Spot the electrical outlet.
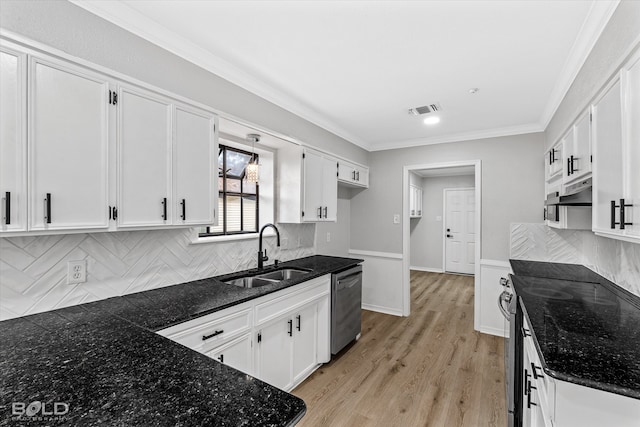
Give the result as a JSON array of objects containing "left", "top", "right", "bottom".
[
  {"left": 67, "top": 260, "right": 86, "bottom": 284},
  {"left": 326, "top": 232, "right": 331, "bottom": 242},
  {"left": 393, "top": 214, "right": 400, "bottom": 224}
]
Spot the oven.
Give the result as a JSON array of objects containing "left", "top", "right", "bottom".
[{"left": 498, "top": 275, "right": 522, "bottom": 427}]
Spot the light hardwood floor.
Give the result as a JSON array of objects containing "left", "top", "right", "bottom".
[{"left": 292, "top": 271, "right": 506, "bottom": 427}]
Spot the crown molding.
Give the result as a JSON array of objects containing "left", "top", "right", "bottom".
[
  {"left": 539, "top": 0, "right": 620, "bottom": 129},
  {"left": 69, "top": 0, "right": 371, "bottom": 151},
  {"left": 369, "top": 123, "right": 543, "bottom": 152}
]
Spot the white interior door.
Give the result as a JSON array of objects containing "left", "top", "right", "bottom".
[{"left": 444, "top": 188, "right": 476, "bottom": 275}]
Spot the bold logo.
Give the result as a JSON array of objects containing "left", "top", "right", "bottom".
[{"left": 12, "top": 401, "right": 69, "bottom": 421}]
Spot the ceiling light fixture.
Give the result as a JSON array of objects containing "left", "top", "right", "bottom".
[
  {"left": 245, "top": 133, "right": 260, "bottom": 183},
  {"left": 423, "top": 116, "right": 440, "bottom": 125},
  {"left": 469, "top": 88, "right": 479, "bottom": 94}
]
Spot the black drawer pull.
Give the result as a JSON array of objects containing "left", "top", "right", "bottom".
[
  {"left": 162, "top": 198, "right": 167, "bottom": 221},
  {"left": 202, "top": 330, "right": 224, "bottom": 341},
  {"left": 288, "top": 319, "right": 293, "bottom": 337},
  {"left": 296, "top": 315, "right": 301, "bottom": 331},
  {"left": 180, "top": 199, "right": 186, "bottom": 220},
  {"left": 521, "top": 327, "right": 531, "bottom": 337},
  {"left": 44, "top": 193, "right": 51, "bottom": 224},
  {"left": 4, "top": 192, "right": 10, "bottom": 225},
  {"left": 217, "top": 354, "right": 224, "bottom": 363},
  {"left": 531, "top": 362, "right": 544, "bottom": 379}
]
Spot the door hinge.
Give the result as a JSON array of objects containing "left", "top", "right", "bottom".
[
  {"left": 108, "top": 90, "right": 118, "bottom": 105},
  {"left": 257, "top": 332, "right": 262, "bottom": 343}
]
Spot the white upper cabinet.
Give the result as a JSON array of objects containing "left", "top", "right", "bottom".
[
  {"left": 592, "top": 49, "right": 640, "bottom": 243},
  {"left": 0, "top": 46, "right": 27, "bottom": 232},
  {"left": 545, "top": 141, "right": 563, "bottom": 181},
  {"left": 563, "top": 110, "right": 592, "bottom": 184},
  {"left": 174, "top": 103, "right": 217, "bottom": 226},
  {"left": 337, "top": 159, "right": 369, "bottom": 188},
  {"left": 29, "top": 57, "right": 110, "bottom": 231},
  {"left": 409, "top": 184, "right": 423, "bottom": 218},
  {"left": 303, "top": 149, "right": 337, "bottom": 222},
  {"left": 117, "top": 85, "right": 172, "bottom": 227},
  {"left": 277, "top": 146, "right": 338, "bottom": 223}
]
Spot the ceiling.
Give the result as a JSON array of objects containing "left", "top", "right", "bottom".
[{"left": 73, "top": 1, "right": 619, "bottom": 151}]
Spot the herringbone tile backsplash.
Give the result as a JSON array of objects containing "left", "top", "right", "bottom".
[{"left": 0, "top": 225, "right": 315, "bottom": 321}]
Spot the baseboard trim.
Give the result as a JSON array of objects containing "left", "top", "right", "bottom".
[
  {"left": 410, "top": 266, "right": 444, "bottom": 273},
  {"left": 362, "top": 303, "right": 403, "bottom": 317},
  {"left": 477, "top": 326, "right": 507, "bottom": 338}
]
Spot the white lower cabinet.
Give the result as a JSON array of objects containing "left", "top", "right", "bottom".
[
  {"left": 206, "top": 333, "right": 253, "bottom": 374},
  {"left": 157, "top": 274, "right": 331, "bottom": 392}
]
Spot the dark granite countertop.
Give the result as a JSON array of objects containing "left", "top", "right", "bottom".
[
  {"left": 0, "top": 255, "right": 362, "bottom": 426},
  {"left": 509, "top": 260, "right": 640, "bottom": 400}
]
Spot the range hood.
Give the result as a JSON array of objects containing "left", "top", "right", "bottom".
[{"left": 546, "top": 178, "right": 592, "bottom": 206}]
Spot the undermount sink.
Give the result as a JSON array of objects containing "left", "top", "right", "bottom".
[
  {"left": 255, "top": 268, "right": 311, "bottom": 281},
  {"left": 223, "top": 276, "right": 276, "bottom": 288},
  {"left": 223, "top": 267, "right": 312, "bottom": 288}
]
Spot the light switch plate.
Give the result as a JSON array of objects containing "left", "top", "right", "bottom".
[{"left": 393, "top": 214, "right": 400, "bottom": 224}]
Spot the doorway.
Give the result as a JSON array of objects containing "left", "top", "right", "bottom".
[
  {"left": 444, "top": 188, "right": 476, "bottom": 275},
  {"left": 402, "top": 161, "right": 481, "bottom": 329}
]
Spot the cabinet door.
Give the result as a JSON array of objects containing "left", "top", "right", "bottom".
[
  {"left": 174, "top": 104, "right": 217, "bottom": 226},
  {"left": 416, "top": 187, "right": 423, "bottom": 217},
  {"left": 571, "top": 111, "right": 592, "bottom": 181},
  {"left": 29, "top": 57, "right": 110, "bottom": 231},
  {"left": 561, "top": 131, "right": 575, "bottom": 182},
  {"left": 302, "top": 150, "right": 324, "bottom": 222},
  {"left": 256, "top": 318, "right": 292, "bottom": 390},
  {"left": 338, "top": 161, "right": 355, "bottom": 183},
  {"left": 207, "top": 334, "right": 252, "bottom": 375},
  {"left": 409, "top": 186, "right": 416, "bottom": 216},
  {"left": 117, "top": 86, "right": 172, "bottom": 227},
  {"left": 321, "top": 156, "right": 337, "bottom": 221},
  {"left": 549, "top": 142, "right": 563, "bottom": 177},
  {"left": 0, "top": 47, "right": 27, "bottom": 232},
  {"left": 292, "top": 303, "right": 318, "bottom": 385},
  {"left": 623, "top": 54, "right": 640, "bottom": 238},
  {"left": 592, "top": 80, "right": 623, "bottom": 234},
  {"left": 356, "top": 167, "right": 369, "bottom": 187}
]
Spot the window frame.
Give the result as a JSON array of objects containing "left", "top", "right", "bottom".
[{"left": 200, "top": 144, "right": 259, "bottom": 237}]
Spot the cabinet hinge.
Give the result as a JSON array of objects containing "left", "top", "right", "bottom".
[
  {"left": 257, "top": 332, "right": 262, "bottom": 343},
  {"left": 108, "top": 90, "right": 118, "bottom": 105}
]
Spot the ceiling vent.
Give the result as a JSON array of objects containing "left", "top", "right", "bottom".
[{"left": 408, "top": 103, "right": 442, "bottom": 115}]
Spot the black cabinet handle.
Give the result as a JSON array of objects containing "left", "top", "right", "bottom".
[
  {"left": 567, "top": 158, "right": 571, "bottom": 176},
  {"left": 356, "top": 171, "right": 360, "bottom": 181},
  {"left": 296, "top": 315, "right": 301, "bottom": 331},
  {"left": 4, "top": 192, "right": 10, "bottom": 225},
  {"left": 180, "top": 199, "right": 186, "bottom": 220},
  {"left": 202, "top": 330, "right": 224, "bottom": 341},
  {"left": 531, "top": 362, "right": 544, "bottom": 379},
  {"left": 524, "top": 369, "right": 531, "bottom": 395},
  {"left": 446, "top": 234, "right": 453, "bottom": 238},
  {"left": 44, "top": 193, "right": 51, "bottom": 224},
  {"left": 317, "top": 207, "right": 322, "bottom": 218},
  {"left": 611, "top": 200, "right": 617, "bottom": 229},
  {"left": 526, "top": 384, "right": 537, "bottom": 408},
  {"left": 288, "top": 319, "right": 293, "bottom": 337},
  {"left": 162, "top": 198, "right": 167, "bottom": 221},
  {"left": 112, "top": 206, "right": 118, "bottom": 221},
  {"left": 570, "top": 155, "right": 577, "bottom": 174},
  {"left": 551, "top": 149, "right": 555, "bottom": 163},
  {"left": 521, "top": 327, "right": 531, "bottom": 337},
  {"left": 548, "top": 151, "right": 552, "bottom": 165},
  {"left": 217, "top": 354, "right": 224, "bottom": 363},
  {"left": 323, "top": 206, "right": 328, "bottom": 218},
  {"left": 352, "top": 170, "right": 356, "bottom": 180},
  {"left": 620, "top": 198, "right": 633, "bottom": 230}
]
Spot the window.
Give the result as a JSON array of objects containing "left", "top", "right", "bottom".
[{"left": 200, "top": 145, "right": 259, "bottom": 236}]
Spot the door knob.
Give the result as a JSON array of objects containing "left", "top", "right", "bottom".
[
  {"left": 446, "top": 234, "right": 453, "bottom": 238},
  {"left": 446, "top": 228, "right": 450, "bottom": 232}
]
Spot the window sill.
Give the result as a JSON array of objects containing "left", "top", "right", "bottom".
[{"left": 189, "top": 229, "right": 276, "bottom": 245}]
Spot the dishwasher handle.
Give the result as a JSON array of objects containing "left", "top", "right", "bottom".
[{"left": 337, "top": 273, "right": 361, "bottom": 290}]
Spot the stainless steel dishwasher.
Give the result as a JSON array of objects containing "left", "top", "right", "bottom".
[{"left": 331, "top": 264, "right": 363, "bottom": 355}]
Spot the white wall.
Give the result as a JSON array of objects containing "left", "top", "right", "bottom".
[
  {"left": 351, "top": 133, "right": 545, "bottom": 261},
  {"left": 410, "top": 174, "right": 475, "bottom": 271}
]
